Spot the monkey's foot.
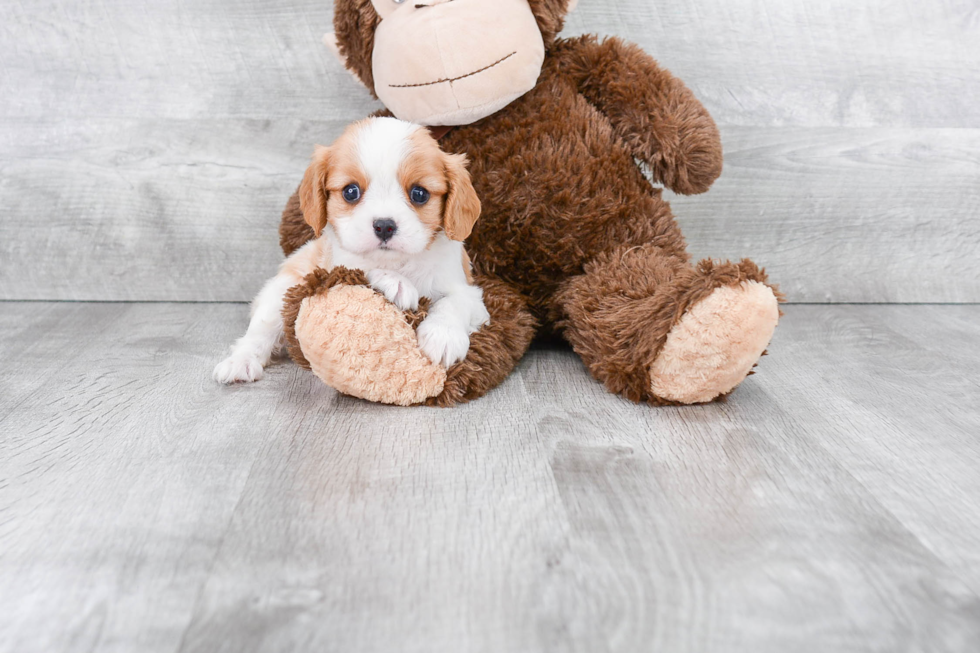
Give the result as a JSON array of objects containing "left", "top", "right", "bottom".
[
  {"left": 649, "top": 281, "right": 779, "bottom": 404},
  {"left": 283, "top": 267, "right": 446, "bottom": 406}
]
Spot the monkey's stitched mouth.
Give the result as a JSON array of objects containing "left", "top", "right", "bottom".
[{"left": 388, "top": 52, "right": 517, "bottom": 88}]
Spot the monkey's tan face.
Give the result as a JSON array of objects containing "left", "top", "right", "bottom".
[{"left": 369, "top": 0, "right": 545, "bottom": 126}]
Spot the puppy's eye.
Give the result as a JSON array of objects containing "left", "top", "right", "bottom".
[
  {"left": 342, "top": 183, "right": 361, "bottom": 203},
  {"left": 410, "top": 186, "right": 430, "bottom": 205}
]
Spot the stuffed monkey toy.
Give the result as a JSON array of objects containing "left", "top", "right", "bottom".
[{"left": 278, "top": 0, "right": 781, "bottom": 406}]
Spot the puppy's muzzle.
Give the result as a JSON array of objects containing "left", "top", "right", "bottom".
[{"left": 373, "top": 218, "right": 398, "bottom": 243}]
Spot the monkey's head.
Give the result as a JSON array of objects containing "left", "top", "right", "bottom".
[{"left": 329, "top": 0, "right": 576, "bottom": 126}]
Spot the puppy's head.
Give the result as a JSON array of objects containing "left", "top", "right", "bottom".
[{"left": 299, "top": 117, "right": 481, "bottom": 256}]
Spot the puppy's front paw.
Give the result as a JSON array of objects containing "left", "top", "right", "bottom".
[
  {"left": 213, "top": 352, "right": 265, "bottom": 384},
  {"left": 469, "top": 300, "right": 491, "bottom": 333},
  {"left": 417, "top": 317, "right": 470, "bottom": 367},
  {"left": 367, "top": 269, "right": 420, "bottom": 311}
]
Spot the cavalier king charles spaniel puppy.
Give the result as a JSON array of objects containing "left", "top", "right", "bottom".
[{"left": 214, "top": 117, "right": 489, "bottom": 384}]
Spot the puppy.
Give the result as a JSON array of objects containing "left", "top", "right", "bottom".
[{"left": 213, "top": 117, "right": 490, "bottom": 384}]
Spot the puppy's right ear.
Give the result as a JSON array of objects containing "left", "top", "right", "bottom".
[
  {"left": 299, "top": 146, "right": 331, "bottom": 237},
  {"left": 443, "top": 153, "right": 482, "bottom": 242}
]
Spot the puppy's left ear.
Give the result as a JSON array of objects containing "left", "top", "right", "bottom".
[
  {"left": 443, "top": 154, "right": 481, "bottom": 242},
  {"left": 299, "top": 145, "right": 331, "bottom": 237}
]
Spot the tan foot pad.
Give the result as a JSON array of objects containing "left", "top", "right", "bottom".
[
  {"left": 650, "top": 281, "right": 779, "bottom": 404},
  {"left": 295, "top": 285, "right": 446, "bottom": 406}
]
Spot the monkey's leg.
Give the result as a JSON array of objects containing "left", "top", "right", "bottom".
[
  {"left": 283, "top": 269, "right": 536, "bottom": 406},
  {"left": 428, "top": 276, "right": 537, "bottom": 406},
  {"left": 553, "top": 243, "right": 781, "bottom": 404}
]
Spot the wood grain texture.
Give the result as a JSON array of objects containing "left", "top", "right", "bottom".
[
  {"left": 1, "top": 302, "right": 980, "bottom": 652},
  {"left": 567, "top": 0, "right": 980, "bottom": 129},
  {"left": 0, "top": 303, "right": 283, "bottom": 653},
  {"left": 2, "top": 0, "right": 976, "bottom": 127},
  {"left": 1, "top": 1, "right": 978, "bottom": 302},
  {"left": 673, "top": 127, "right": 980, "bottom": 303}
]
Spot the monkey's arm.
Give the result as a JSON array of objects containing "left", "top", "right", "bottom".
[{"left": 552, "top": 35, "right": 723, "bottom": 195}]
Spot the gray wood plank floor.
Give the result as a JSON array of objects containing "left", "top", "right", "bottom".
[
  {"left": 2, "top": 0, "right": 978, "bottom": 302},
  {"left": 2, "top": 302, "right": 979, "bottom": 653}
]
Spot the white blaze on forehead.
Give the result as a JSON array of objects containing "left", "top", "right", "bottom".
[
  {"left": 355, "top": 117, "right": 420, "bottom": 196},
  {"left": 330, "top": 116, "right": 434, "bottom": 257}
]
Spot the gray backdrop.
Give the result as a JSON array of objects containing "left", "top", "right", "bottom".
[{"left": 2, "top": 0, "right": 977, "bottom": 303}]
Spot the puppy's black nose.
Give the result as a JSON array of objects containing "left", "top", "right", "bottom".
[{"left": 373, "top": 218, "right": 398, "bottom": 242}]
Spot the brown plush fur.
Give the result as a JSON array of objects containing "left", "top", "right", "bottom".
[
  {"left": 427, "top": 276, "right": 537, "bottom": 407},
  {"left": 280, "top": 0, "right": 780, "bottom": 405},
  {"left": 333, "top": 1, "right": 383, "bottom": 95},
  {"left": 554, "top": 251, "right": 779, "bottom": 404},
  {"left": 281, "top": 266, "right": 534, "bottom": 407},
  {"left": 280, "top": 191, "right": 313, "bottom": 257}
]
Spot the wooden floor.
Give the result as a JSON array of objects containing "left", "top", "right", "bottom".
[{"left": 2, "top": 302, "right": 979, "bottom": 652}]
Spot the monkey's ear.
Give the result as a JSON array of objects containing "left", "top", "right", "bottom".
[
  {"left": 332, "top": 0, "right": 382, "bottom": 94},
  {"left": 443, "top": 154, "right": 481, "bottom": 242},
  {"left": 299, "top": 146, "right": 331, "bottom": 238},
  {"left": 323, "top": 32, "right": 344, "bottom": 63},
  {"left": 526, "top": 0, "right": 574, "bottom": 43},
  {"left": 323, "top": 33, "right": 369, "bottom": 88},
  {"left": 323, "top": 32, "right": 364, "bottom": 86}
]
